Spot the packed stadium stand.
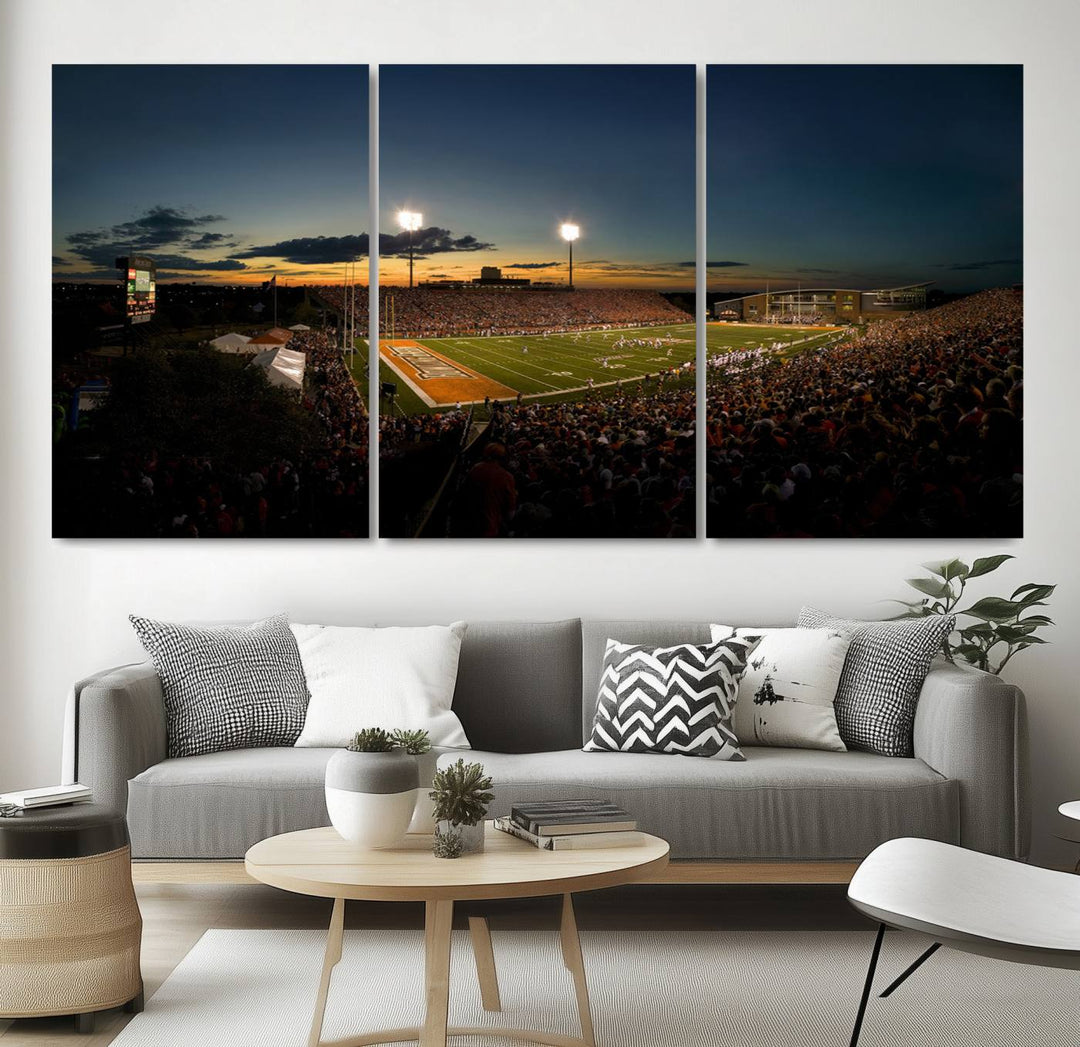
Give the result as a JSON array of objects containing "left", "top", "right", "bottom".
[
  {"left": 380, "top": 372, "right": 695, "bottom": 539},
  {"left": 378, "top": 287, "right": 690, "bottom": 338},
  {"left": 53, "top": 326, "right": 369, "bottom": 538},
  {"left": 706, "top": 288, "right": 1023, "bottom": 538}
]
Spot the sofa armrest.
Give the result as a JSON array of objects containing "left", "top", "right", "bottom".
[
  {"left": 64, "top": 662, "right": 167, "bottom": 815},
  {"left": 913, "top": 660, "right": 1029, "bottom": 859}
]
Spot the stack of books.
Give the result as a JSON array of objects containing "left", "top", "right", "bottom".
[
  {"left": 494, "top": 799, "right": 638, "bottom": 851},
  {"left": 0, "top": 783, "right": 93, "bottom": 811}
]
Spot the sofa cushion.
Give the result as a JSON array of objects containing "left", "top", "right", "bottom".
[
  {"left": 581, "top": 620, "right": 713, "bottom": 742},
  {"left": 583, "top": 636, "right": 755, "bottom": 760},
  {"left": 127, "top": 747, "right": 336, "bottom": 859},
  {"left": 462, "top": 747, "right": 958, "bottom": 861},
  {"left": 453, "top": 619, "right": 582, "bottom": 753}
]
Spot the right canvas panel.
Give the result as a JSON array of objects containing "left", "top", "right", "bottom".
[{"left": 705, "top": 66, "right": 1023, "bottom": 538}]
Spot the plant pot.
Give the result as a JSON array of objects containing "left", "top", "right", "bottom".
[
  {"left": 437, "top": 819, "right": 485, "bottom": 854},
  {"left": 408, "top": 749, "right": 440, "bottom": 834},
  {"left": 324, "top": 750, "right": 418, "bottom": 849}
]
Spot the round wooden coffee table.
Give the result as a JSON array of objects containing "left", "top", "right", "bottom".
[{"left": 245, "top": 823, "right": 668, "bottom": 1047}]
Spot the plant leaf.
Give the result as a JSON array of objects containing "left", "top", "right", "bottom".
[
  {"left": 1014, "top": 584, "right": 1056, "bottom": 605},
  {"left": 967, "top": 554, "right": 1014, "bottom": 578},
  {"left": 1019, "top": 614, "right": 1054, "bottom": 627},
  {"left": 906, "top": 577, "right": 951, "bottom": 599},
  {"left": 958, "top": 597, "right": 1024, "bottom": 622}
]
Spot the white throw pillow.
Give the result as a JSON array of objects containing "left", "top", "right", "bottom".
[
  {"left": 710, "top": 625, "right": 849, "bottom": 752},
  {"left": 291, "top": 622, "right": 470, "bottom": 749}
]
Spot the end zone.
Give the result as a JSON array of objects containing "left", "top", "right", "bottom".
[{"left": 380, "top": 340, "right": 517, "bottom": 407}]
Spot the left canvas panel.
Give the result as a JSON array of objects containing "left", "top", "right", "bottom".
[{"left": 52, "top": 66, "right": 370, "bottom": 538}]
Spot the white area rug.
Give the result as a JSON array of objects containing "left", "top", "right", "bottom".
[{"left": 112, "top": 928, "right": 1079, "bottom": 1046}]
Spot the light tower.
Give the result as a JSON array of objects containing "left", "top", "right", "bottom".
[
  {"left": 397, "top": 210, "right": 423, "bottom": 289},
  {"left": 560, "top": 222, "right": 580, "bottom": 291}
]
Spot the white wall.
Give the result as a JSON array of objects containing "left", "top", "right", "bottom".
[{"left": 2, "top": 0, "right": 1078, "bottom": 866}]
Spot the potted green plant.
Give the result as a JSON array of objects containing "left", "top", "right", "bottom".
[
  {"left": 430, "top": 758, "right": 494, "bottom": 856},
  {"left": 324, "top": 727, "right": 430, "bottom": 849},
  {"left": 888, "top": 555, "right": 1055, "bottom": 675}
]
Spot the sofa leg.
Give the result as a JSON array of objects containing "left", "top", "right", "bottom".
[
  {"left": 124, "top": 988, "right": 145, "bottom": 1014},
  {"left": 75, "top": 1010, "right": 96, "bottom": 1034}
]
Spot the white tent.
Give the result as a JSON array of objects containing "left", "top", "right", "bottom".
[
  {"left": 250, "top": 346, "right": 306, "bottom": 393},
  {"left": 288, "top": 323, "right": 312, "bottom": 332},
  {"left": 209, "top": 332, "right": 253, "bottom": 353}
]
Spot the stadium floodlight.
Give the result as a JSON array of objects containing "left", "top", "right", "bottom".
[
  {"left": 560, "top": 223, "right": 580, "bottom": 290},
  {"left": 398, "top": 210, "right": 423, "bottom": 288}
]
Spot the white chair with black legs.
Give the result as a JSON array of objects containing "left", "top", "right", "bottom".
[{"left": 845, "top": 836, "right": 1080, "bottom": 1047}]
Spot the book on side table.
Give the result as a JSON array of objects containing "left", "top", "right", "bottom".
[
  {"left": 495, "top": 799, "right": 639, "bottom": 850},
  {"left": 0, "top": 783, "right": 93, "bottom": 810}
]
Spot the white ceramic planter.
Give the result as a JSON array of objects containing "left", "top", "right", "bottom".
[{"left": 325, "top": 750, "right": 418, "bottom": 849}]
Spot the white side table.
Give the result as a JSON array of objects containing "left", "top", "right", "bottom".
[{"left": 1056, "top": 800, "right": 1080, "bottom": 872}]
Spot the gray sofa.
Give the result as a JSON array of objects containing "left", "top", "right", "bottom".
[{"left": 63, "top": 618, "right": 1030, "bottom": 864}]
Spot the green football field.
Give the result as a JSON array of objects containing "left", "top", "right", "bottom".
[{"left": 350, "top": 321, "right": 845, "bottom": 416}]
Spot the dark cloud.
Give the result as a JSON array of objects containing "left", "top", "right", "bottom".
[
  {"left": 231, "top": 234, "right": 370, "bottom": 264},
  {"left": 231, "top": 227, "right": 495, "bottom": 264},
  {"left": 149, "top": 255, "right": 247, "bottom": 271},
  {"left": 795, "top": 267, "right": 841, "bottom": 275},
  {"left": 65, "top": 206, "right": 233, "bottom": 268},
  {"left": 380, "top": 227, "right": 495, "bottom": 257},
  {"left": 934, "top": 258, "right": 1022, "bottom": 271},
  {"left": 504, "top": 261, "right": 561, "bottom": 270},
  {"left": 52, "top": 256, "right": 70, "bottom": 265},
  {"left": 187, "top": 232, "right": 239, "bottom": 250}
]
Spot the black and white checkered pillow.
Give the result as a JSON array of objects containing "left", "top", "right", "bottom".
[
  {"left": 130, "top": 613, "right": 310, "bottom": 758},
  {"left": 584, "top": 636, "right": 757, "bottom": 760},
  {"left": 797, "top": 607, "right": 955, "bottom": 757}
]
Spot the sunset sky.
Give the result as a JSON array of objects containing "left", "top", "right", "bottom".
[
  {"left": 52, "top": 65, "right": 368, "bottom": 285},
  {"left": 706, "top": 65, "right": 1023, "bottom": 294},
  {"left": 379, "top": 65, "right": 696, "bottom": 289}
]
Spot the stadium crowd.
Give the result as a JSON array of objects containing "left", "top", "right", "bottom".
[
  {"left": 378, "top": 288, "right": 690, "bottom": 338},
  {"left": 439, "top": 380, "right": 696, "bottom": 538},
  {"left": 58, "top": 327, "right": 369, "bottom": 538},
  {"left": 705, "top": 288, "right": 1023, "bottom": 537}
]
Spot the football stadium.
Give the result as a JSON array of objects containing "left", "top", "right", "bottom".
[{"left": 375, "top": 286, "right": 699, "bottom": 539}]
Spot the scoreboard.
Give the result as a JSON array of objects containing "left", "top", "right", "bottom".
[{"left": 115, "top": 255, "right": 157, "bottom": 324}]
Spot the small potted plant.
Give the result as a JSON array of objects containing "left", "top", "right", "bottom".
[
  {"left": 324, "top": 727, "right": 430, "bottom": 849},
  {"left": 430, "top": 758, "right": 494, "bottom": 857}
]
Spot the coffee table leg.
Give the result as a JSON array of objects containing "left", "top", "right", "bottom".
[
  {"left": 308, "top": 897, "right": 345, "bottom": 1047},
  {"left": 560, "top": 894, "right": 595, "bottom": 1047},
  {"left": 421, "top": 899, "right": 454, "bottom": 1047},
  {"left": 468, "top": 916, "right": 502, "bottom": 1011}
]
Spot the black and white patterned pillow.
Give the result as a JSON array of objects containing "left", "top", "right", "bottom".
[
  {"left": 129, "top": 613, "right": 310, "bottom": 758},
  {"left": 584, "top": 636, "right": 757, "bottom": 760},
  {"left": 797, "top": 607, "right": 955, "bottom": 757}
]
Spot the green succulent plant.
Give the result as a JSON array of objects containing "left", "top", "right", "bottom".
[
  {"left": 429, "top": 759, "right": 494, "bottom": 826},
  {"left": 432, "top": 824, "right": 464, "bottom": 859},
  {"left": 347, "top": 727, "right": 395, "bottom": 753},
  {"left": 390, "top": 728, "right": 432, "bottom": 755},
  {"left": 888, "top": 555, "right": 1055, "bottom": 676}
]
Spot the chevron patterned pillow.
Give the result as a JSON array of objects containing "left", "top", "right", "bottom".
[{"left": 583, "top": 636, "right": 758, "bottom": 759}]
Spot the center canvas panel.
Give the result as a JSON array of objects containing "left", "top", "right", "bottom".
[{"left": 378, "top": 65, "right": 696, "bottom": 539}]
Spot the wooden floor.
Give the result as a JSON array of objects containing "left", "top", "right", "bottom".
[{"left": 0, "top": 882, "right": 869, "bottom": 1044}]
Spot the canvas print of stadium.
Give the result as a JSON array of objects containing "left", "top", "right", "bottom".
[
  {"left": 52, "top": 66, "right": 370, "bottom": 538},
  {"left": 705, "top": 65, "right": 1023, "bottom": 539},
  {"left": 378, "top": 65, "right": 696, "bottom": 539}
]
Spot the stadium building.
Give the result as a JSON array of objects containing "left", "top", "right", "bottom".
[{"left": 713, "top": 282, "right": 930, "bottom": 324}]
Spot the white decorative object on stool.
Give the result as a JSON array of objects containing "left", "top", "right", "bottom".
[{"left": 324, "top": 749, "right": 418, "bottom": 849}]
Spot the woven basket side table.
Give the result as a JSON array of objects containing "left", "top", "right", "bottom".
[{"left": 0, "top": 804, "right": 143, "bottom": 1034}]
